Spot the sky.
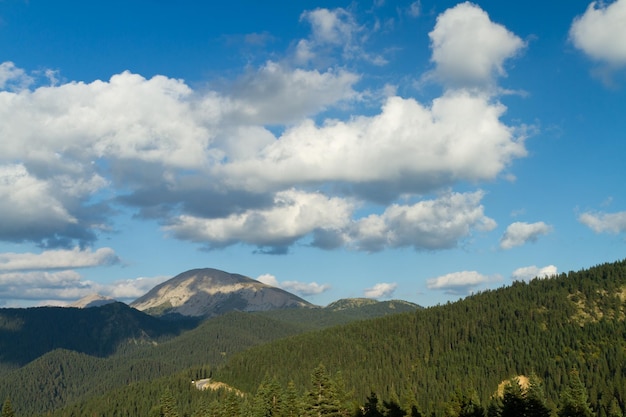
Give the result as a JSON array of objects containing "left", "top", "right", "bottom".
[{"left": 0, "top": 0, "right": 625, "bottom": 308}]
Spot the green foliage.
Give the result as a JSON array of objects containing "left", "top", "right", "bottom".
[
  {"left": 558, "top": 370, "right": 594, "bottom": 417},
  {"left": 1, "top": 398, "right": 15, "bottom": 417},
  {"left": 214, "top": 259, "right": 626, "bottom": 416},
  {"left": 4, "top": 259, "right": 626, "bottom": 417}
]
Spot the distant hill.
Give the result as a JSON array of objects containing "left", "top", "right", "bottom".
[
  {"left": 0, "top": 302, "right": 187, "bottom": 369},
  {"left": 0, "top": 296, "right": 421, "bottom": 415},
  {"left": 130, "top": 268, "right": 314, "bottom": 318},
  {"left": 69, "top": 293, "right": 116, "bottom": 308}
]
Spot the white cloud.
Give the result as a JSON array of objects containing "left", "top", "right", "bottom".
[
  {"left": 364, "top": 282, "right": 397, "bottom": 298},
  {"left": 164, "top": 189, "right": 354, "bottom": 251},
  {"left": 301, "top": 8, "right": 357, "bottom": 46},
  {"left": 428, "top": 2, "right": 525, "bottom": 87},
  {"left": 512, "top": 265, "right": 558, "bottom": 282},
  {"left": 0, "top": 247, "right": 119, "bottom": 271},
  {"left": 426, "top": 270, "right": 494, "bottom": 295},
  {"left": 217, "top": 92, "right": 526, "bottom": 197},
  {"left": 257, "top": 273, "right": 280, "bottom": 287},
  {"left": 350, "top": 191, "right": 496, "bottom": 252},
  {"left": 0, "top": 164, "right": 78, "bottom": 241},
  {"left": 229, "top": 61, "right": 360, "bottom": 124},
  {"left": 105, "top": 275, "right": 170, "bottom": 300},
  {"left": 256, "top": 273, "right": 330, "bottom": 296},
  {"left": 579, "top": 210, "right": 626, "bottom": 233},
  {"left": 296, "top": 7, "right": 385, "bottom": 65},
  {"left": 570, "top": 0, "right": 626, "bottom": 67},
  {"left": 0, "top": 5, "right": 527, "bottom": 255},
  {"left": 0, "top": 270, "right": 168, "bottom": 304},
  {"left": 500, "top": 221, "right": 552, "bottom": 249},
  {"left": 281, "top": 280, "right": 331, "bottom": 296},
  {"left": 0, "top": 61, "right": 33, "bottom": 90}
]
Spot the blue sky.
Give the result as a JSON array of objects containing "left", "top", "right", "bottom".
[{"left": 0, "top": 0, "right": 625, "bottom": 308}]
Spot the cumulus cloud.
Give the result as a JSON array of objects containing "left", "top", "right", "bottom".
[
  {"left": 0, "top": 270, "right": 168, "bottom": 305},
  {"left": 364, "top": 282, "right": 397, "bottom": 298},
  {"left": 0, "top": 3, "right": 527, "bottom": 256},
  {"left": 256, "top": 273, "right": 330, "bottom": 297},
  {"left": 428, "top": 2, "right": 525, "bottom": 88},
  {"left": 579, "top": 210, "right": 626, "bottom": 233},
  {"left": 0, "top": 247, "right": 119, "bottom": 271},
  {"left": 512, "top": 265, "right": 558, "bottom": 282},
  {"left": 0, "top": 164, "right": 78, "bottom": 242},
  {"left": 500, "top": 221, "right": 552, "bottom": 249},
  {"left": 426, "top": 270, "right": 495, "bottom": 295},
  {"left": 228, "top": 61, "right": 360, "bottom": 125},
  {"left": 570, "top": 0, "right": 626, "bottom": 67},
  {"left": 349, "top": 191, "right": 496, "bottom": 252},
  {"left": 257, "top": 273, "right": 280, "bottom": 287},
  {"left": 281, "top": 280, "right": 331, "bottom": 296},
  {"left": 0, "top": 61, "right": 33, "bottom": 90},
  {"left": 105, "top": 275, "right": 171, "bottom": 300},
  {"left": 217, "top": 92, "right": 526, "bottom": 198},
  {"left": 164, "top": 189, "right": 354, "bottom": 251},
  {"left": 296, "top": 7, "right": 386, "bottom": 66}
]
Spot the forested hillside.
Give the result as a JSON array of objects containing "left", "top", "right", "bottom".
[
  {"left": 3, "top": 259, "right": 626, "bottom": 417},
  {"left": 0, "top": 302, "right": 188, "bottom": 371},
  {"left": 41, "top": 259, "right": 626, "bottom": 417},
  {"left": 0, "top": 299, "right": 417, "bottom": 415},
  {"left": 210, "top": 259, "right": 626, "bottom": 416}
]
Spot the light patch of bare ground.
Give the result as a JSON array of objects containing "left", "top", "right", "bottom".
[
  {"left": 193, "top": 378, "right": 244, "bottom": 396},
  {"left": 495, "top": 375, "right": 530, "bottom": 398}
]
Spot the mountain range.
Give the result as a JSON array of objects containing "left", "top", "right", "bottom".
[{"left": 3, "top": 260, "right": 626, "bottom": 417}]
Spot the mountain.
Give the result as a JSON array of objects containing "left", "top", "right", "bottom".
[
  {"left": 325, "top": 297, "right": 421, "bottom": 312},
  {"left": 0, "top": 302, "right": 187, "bottom": 369},
  {"left": 69, "top": 293, "right": 116, "bottom": 308},
  {"left": 130, "top": 268, "right": 314, "bottom": 318},
  {"left": 209, "top": 259, "right": 626, "bottom": 417}
]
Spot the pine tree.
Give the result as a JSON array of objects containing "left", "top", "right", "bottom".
[
  {"left": 253, "top": 376, "right": 283, "bottom": 417},
  {"left": 1, "top": 398, "right": 15, "bottom": 417},
  {"left": 558, "top": 370, "right": 594, "bottom": 417},
  {"left": 501, "top": 378, "right": 525, "bottom": 417},
  {"left": 306, "top": 364, "right": 343, "bottom": 417},
  {"left": 608, "top": 398, "right": 623, "bottom": 417},
  {"left": 357, "top": 392, "right": 384, "bottom": 417},
  {"left": 283, "top": 381, "right": 303, "bottom": 417},
  {"left": 159, "top": 388, "right": 180, "bottom": 417},
  {"left": 525, "top": 374, "right": 551, "bottom": 417},
  {"left": 383, "top": 399, "right": 408, "bottom": 417}
]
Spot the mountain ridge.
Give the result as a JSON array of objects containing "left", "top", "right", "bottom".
[{"left": 130, "top": 268, "right": 315, "bottom": 318}]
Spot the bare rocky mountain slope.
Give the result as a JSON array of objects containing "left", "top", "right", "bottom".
[{"left": 130, "top": 268, "right": 314, "bottom": 318}]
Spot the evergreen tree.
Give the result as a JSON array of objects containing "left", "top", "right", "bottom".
[
  {"left": 608, "top": 398, "right": 622, "bottom": 417},
  {"left": 253, "top": 376, "right": 283, "bottom": 417},
  {"left": 558, "top": 370, "right": 594, "bottom": 417},
  {"left": 445, "top": 391, "right": 484, "bottom": 417},
  {"left": 221, "top": 390, "right": 242, "bottom": 417},
  {"left": 383, "top": 399, "right": 408, "bottom": 417},
  {"left": 306, "top": 364, "right": 343, "bottom": 417},
  {"left": 283, "top": 381, "right": 303, "bottom": 417},
  {"left": 410, "top": 405, "right": 423, "bottom": 417},
  {"left": 501, "top": 378, "right": 526, "bottom": 417},
  {"left": 1, "top": 399, "right": 15, "bottom": 417},
  {"left": 486, "top": 397, "right": 502, "bottom": 417},
  {"left": 525, "top": 374, "right": 551, "bottom": 417},
  {"left": 159, "top": 388, "right": 180, "bottom": 417},
  {"left": 358, "top": 392, "right": 383, "bottom": 417}
]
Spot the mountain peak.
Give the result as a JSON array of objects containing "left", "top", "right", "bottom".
[
  {"left": 130, "top": 268, "right": 314, "bottom": 318},
  {"left": 70, "top": 294, "right": 116, "bottom": 308}
]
